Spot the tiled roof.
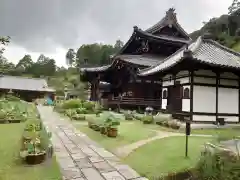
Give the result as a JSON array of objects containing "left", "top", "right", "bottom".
[
  {"left": 145, "top": 8, "right": 191, "bottom": 40},
  {"left": 116, "top": 54, "right": 165, "bottom": 67},
  {"left": 80, "top": 65, "right": 111, "bottom": 73},
  {"left": 0, "top": 75, "right": 55, "bottom": 92},
  {"left": 136, "top": 29, "right": 190, "bottom": 44},
  {"left": 139, "top": 37, "right": 240, "bottom": 76}
]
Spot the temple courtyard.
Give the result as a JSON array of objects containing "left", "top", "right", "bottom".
[{"left": 42, "top": 104, "right": 240, "bottom": 179}]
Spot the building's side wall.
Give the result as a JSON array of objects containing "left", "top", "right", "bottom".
[
  {"left": 192, "top": 71, "right": 239, "bottom": 123},
  {"left": 193, "top": 85, "right": 216, "bottom": 113},
  {"left": 161, "top": 72, "right": 190, "bottom": 111}
]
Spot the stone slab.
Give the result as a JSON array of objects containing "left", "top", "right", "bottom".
[
  {"left": 81, "top": 168, "right": 105, "bottom": 180},
  {"left": 71, "top": 152, "right": 86, "bottom": 160},
  {"left": 89, "top": 156, "right": 104, "bottom": 163},
  {"left": 81, "top": 147, "right": 99, "bottom": 157},
  {"left": 57, "top": 157, "right": 76, "bottom": 168},
  {"left": 115, "top": 164, "right": 140, "bottom": 179},
  {"left": 61, "top": 167, "right": 83, "bottom": 179},
  {"left": 101, "top": 171, "right": 125, "bottom": 180},
  {"left": 93, "top": 161, "right": 115, "bottom": 173},
  {"left": 76, "top": 158, "right": 93, "bottom": 169}
]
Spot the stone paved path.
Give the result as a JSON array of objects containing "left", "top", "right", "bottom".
[{"left": 37, "top": 106, "right": 148, "bottom": 180}]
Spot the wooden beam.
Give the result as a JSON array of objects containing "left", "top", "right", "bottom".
[
  {"left": 216, "top": 73, "right": 219, "bottom": 122},
  {"left": 190, "top": 71, "right": 194, "bottom": 122},
  {"left": 239, "top": 77, "right": 240, "bottom": 122}
]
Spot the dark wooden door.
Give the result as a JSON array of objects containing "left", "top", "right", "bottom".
[{"left": 167, "top": 82, "right": 182, "bottom": 112}]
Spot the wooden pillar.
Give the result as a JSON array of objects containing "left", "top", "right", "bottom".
[
  {"left": 190, "top": 71, "right": 194, "bottom": 121},
  {"left": 90, "top": 82, "right": 95, "bottom": 101},
  {"left": 216, "top": 73, "right": 219, "bottom": 122},
  {"left": 238, "top": 77, "right": 240, "bottom": 122}
]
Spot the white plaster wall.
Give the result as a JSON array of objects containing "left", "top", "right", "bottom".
[
  {"left": 194, "top": 70, "right": 216, "bottom": 76},
  {"left": 178, "top": 77, "right": 189, "bottom": 84},
  {"left": 219, "top": 79, "right": 238, "bottom": 86},
  {"left": 220, "top": 72, "right": 238, "bottom": 79},
  {"left": 218, "top": 116, "right": 238, "bottom": 122},
  {"left": 176, "top": 71, "right": 189, "bottom": 76},
  {"left": 162, "top": 99, "right": 167, "bottom": 109},
  {"left": 182, "top": 99, "right": 190, "bottom": 112},
  {"left": 193, "top": 115, "right": 238, "bottom": 122},
  {"left": 162, "top": 80, "right": 174, "bottom": 86},
  {"left": 193, "top": 115, "right": 216, "bottom": 122},
  {"left": 193, "top": 86, "right": 216, "bottom": 113},
  {"left": 218, "top": 88, "right": 238, "bottom": 114},
  {"left": 194, "top": 77, "right": 216, "bottom": 84},
  {"left": 182, "top": 85, "right": 190, "bottom": 112}
]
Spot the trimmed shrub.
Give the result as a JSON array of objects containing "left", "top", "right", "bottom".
[
  {"left": 82, "top": 101, "right": 95, "bottom": 110},
  {"left": 167, "top": 120, "right": 181, "bottom": 130},
  {"left": 61, "top": 99, "right": 82, "bottom": 109},
  {"left": 141, "top": 115, "right": 154, "bottom": 124},
  {"left": 124, "top": 111, "right": 134, "bottom": 120},
  {"left": 71, "top": 114, "right": 86, "bottom": 121}
]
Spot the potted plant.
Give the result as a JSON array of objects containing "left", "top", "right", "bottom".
[
  {"left": 21, "top": 122, "right": 46, "bottom": 165},
  {"left": 142, "top": 115, "right": 154, "bottom": 124},
  {"left": 106, "top": 117, "right": 120, "bottom": 138}
]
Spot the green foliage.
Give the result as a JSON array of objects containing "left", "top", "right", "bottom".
[
  {"left": 196, "top": 148, "right": 240, "bottom": 180},
  {"left": 154, "top": 116, "right": 181, "bottom": 129},
  {"left": 124, "top": 111, "right": 134, "bottom": 120},
  {"left": 66, "top": 48, "right": 76, "bottom": 67},
  {"left": 190, "top": 1, "right": 240, "bottom": 50},
  {"left": 141, "top": 115, "right": 154, "bottom": 124},
  {"left": 76, "top": 40, "right": 124, "bottom": 66},
  {"left": 61, "top": 99, "right": 82, "bottom": 109},
  {"left": 0, "top": 99, "right": 30, "bottom": 122}
]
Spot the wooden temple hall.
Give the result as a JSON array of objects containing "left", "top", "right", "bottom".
[{"left": 80, "top": 8, "right": 240, "bottom": 124}]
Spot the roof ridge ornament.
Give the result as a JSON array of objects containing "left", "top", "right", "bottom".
[{"left": 165, "top": 8, "right": 177, "bottom": 26}]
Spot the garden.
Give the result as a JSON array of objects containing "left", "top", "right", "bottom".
[
  {"left": 55, "top": 99, "right": 240, "bottom": 180},
  {"left": 0, "top": 96, "right": 61, "bottom": 180}
]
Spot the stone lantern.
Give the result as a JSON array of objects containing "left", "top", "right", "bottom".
[
  {"left": 64, "top": 85, "right": 68, "bottom": 100},
  {"left": 145, "top": 106, "right": 153, "bottom": 115}
]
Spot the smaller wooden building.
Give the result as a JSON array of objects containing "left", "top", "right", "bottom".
[
  {"left": 0, "top": 75, "right": 55, "bottom": 102},
  {"left": 139, "top": 34, "right": 240, "bottom": 124}
]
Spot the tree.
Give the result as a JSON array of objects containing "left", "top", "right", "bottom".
[
  {"left": 228, "top": 0, "right": 240, "bottom": 15},
  {"left": 0, "top": 36, "right": 10, "bottom": 55},
  {"left": 114, "top": 39, "right": 124, "bottom": 51},
  {"left": 16, "top": 55, "right": 34, "bottom": 71},
  {"left": 66, "top": 49, "right": 76, "bottom": 67}
]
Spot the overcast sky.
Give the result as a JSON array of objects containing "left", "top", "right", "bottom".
[{"left": 0, "top": 0, "right": 232, "bottom": 67}]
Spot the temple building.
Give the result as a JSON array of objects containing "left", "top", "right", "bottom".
[{"left": 80, "top": 8, "right": 240, "bottom": 124}]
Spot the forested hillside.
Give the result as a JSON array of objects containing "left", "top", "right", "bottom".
[
  {"left": 190, "top": 0, "right": 240, "bottom": 52},
  {"left": 0, "top": 38, "right": 123, "bottom": 97}
]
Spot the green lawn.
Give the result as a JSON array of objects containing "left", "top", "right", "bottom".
[
  {"left": 233, "top": 41, "right": 240, "bottom": 52},
  {"left": 123, "top": 136, "right": 213, "bottom": 178},
  {"left": 76, "top": 120, "right": 157, "bottom": 151},
  {"left": 192, "top": 128, "right": 240, "bottom": 137},
  {"left": 0, "top": 123, "right": 61, "bottom": 180}
]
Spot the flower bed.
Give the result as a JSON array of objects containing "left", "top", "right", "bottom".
[
  {"left": 0, "top": 99, "right": 29, "bottom": 123},
  {"left": 20, "top": 118, "right": 52, "bottom": 165},
  {"left": 87, "top": 113, "right": 120, "bottom": 138},
  {"left": 19, "top": 104, "right": 52, "bottom": 165},
  {"left": 54, "top": 99, "right": 103, "bottom": 120},
  {"left": 154, "top": 115, "right": 181, "bottom": 130}
]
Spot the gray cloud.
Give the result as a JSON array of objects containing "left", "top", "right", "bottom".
[{"left": 0, "top": 0, "right": 230, "bottom": 53}]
